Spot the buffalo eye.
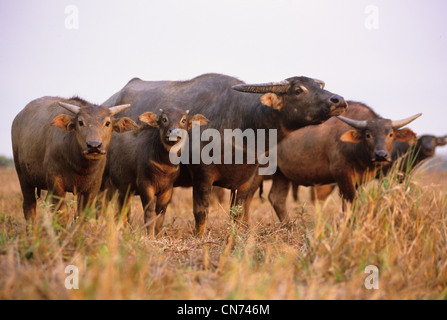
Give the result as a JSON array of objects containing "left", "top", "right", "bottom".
[
  {"left": 78, "top": 120, "right": 85, "bottom": 127},
  {"left": 294, "top": 87, "right": 303, "bottom": 95},
  {"left": 365, "top": 132, "right": 372, "bottom": 139},
  {"left": 162, "top": 116, "right": 168, "bottom": 123},
  {"left": 105, "top": 121, "right": 111, "bottom": 127},
  {"left": 181, "top": 118, "right": 186, "bottom": 124},
  {"left": 389, "top": 132, "right": 394, "bottom": 138}
]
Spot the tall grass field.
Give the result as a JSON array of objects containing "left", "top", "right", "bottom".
[{"left": 0, "top": 159, "right": 446, "bottom": 300}]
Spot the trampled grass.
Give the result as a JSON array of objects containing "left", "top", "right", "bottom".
[{"left": 0, "top": 163, "right": 446, "bottom": 300}]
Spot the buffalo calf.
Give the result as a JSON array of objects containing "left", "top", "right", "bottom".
[
  {"left": 11, "top": 96, "right": 137, "bottom": 225},
  {"left": 103, "top": 108, "right": 209, "bottom": 237}
]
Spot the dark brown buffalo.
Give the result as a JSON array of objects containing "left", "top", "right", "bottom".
[
  {"left": 263, "top": 102, "right": 421, "bottom": 223},
  {"left": 380, "top": 134, "right": 447, "bottom": 176},
  {"left": 102, "top": 73, "right": 348, "bottom": 236},
  {"left": 11, "top": 96, "right": 137, "bottom": 224},
  {"left": 103, "top": 108, "right": 209, "bottom": 236},
  {"left": 300, "top": 133, "right": 447, "bottom": 203}
]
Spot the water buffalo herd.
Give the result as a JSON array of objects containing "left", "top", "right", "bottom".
[
  {"left": 289, "top": 132, "right": 447, "bottom": 203},
  {"left": 11, "top": 73, "right": 445, "bottom": 236}
]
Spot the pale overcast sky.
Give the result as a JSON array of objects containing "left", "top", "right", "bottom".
[{"left": 1, "top": 0, "right": 446, "bottom": 158}]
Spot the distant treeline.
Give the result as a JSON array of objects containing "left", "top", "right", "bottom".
[{"left": 0, "top": 156, "right": 14, "bottom": 167}]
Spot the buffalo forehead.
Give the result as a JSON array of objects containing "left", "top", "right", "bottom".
[
  {"left": 161, "top": 108, "right": 188, "bottom": 119},
  {"left": 367, "top": 118, "right": 392, "bottom": 132},
  {"left": 421, "top": 135, "right": 436, "bottom": 142},
  {"left": 77, "top": 105, "right": 112, "bottom": 121},
  {"left": 285, "top": 76, "right": 310, "bottom": 82},
  {"left": 286, "top": 76, "right": 319, "bottom": 87}
]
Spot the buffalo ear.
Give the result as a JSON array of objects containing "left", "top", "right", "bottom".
[
  {"left": 436, "top": 137, "right": 447, "bottom": 146},
  {"left": 139, "top": 112, "right": 159, "bottom": 127},
  {"left": 260, "top": 93, "right": 284, "bottom": 110},
  {"left": 188, "top": 114, "right": 209, "bottom": 129},
  {"left": 340, "top": 130, "right": 362, "bottom": 143},
  {"left": 113, "top": 117, "right": 138, "bottom": 133},
  {"left": 395, "top": 128, "right": 417, "bottom": 142},
  {"left": 51, "top": 114, "right": 75, "bottom": 131}
]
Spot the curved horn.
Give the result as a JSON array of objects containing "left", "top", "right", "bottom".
[
  {"left": 313, "top": 79, "right": 325, "bottom": 89},
  {"left": 232, "top": 80, "right": 291, "bottom": 94},
  {"left": 337, "top": 116, "right": 368, "bottom": 130},
  {"left": 58, "top": 102, "right": 80, "bottom": 114},
  {"left": 109, "top": 104, "right": 131, "bottom": 116},
  {"left": 391, "top": 113, "right": 422, "bottom": 129}
]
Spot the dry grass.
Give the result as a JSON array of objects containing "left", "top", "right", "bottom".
[{"left": 0, "top": 165, "right": 446, "bottom": 300}]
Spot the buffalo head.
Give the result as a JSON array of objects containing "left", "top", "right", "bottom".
[
  {"left": 417, "top": 134, "right": 447, "bottom": 158},
  {"left": 139, "top": 107, "right": 209, "bottom": 150},
  {"left": 232, "top": 76, "right": 348, "bottom": 130},
  {"left": 51, "top": 102, "right": 138, "bottom": 160},
  {"left": 338, "top": 113, "right": 422, "bottom": 165}
]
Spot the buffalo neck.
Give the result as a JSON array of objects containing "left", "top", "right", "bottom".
[
  {"left": 239, "top": 101, "right": 289, "bottom": 142},
  {"left": 346, "top": 141, "right": 376, "bottom": 171},
  {"left": 147, "top": 130, "right": 178, "bottom": 168},
  {"left": 64, "top": 133, "right": 105, "bottom": 175},
  {"left": 414, "top": 145, "right": 429, "bottom": 163}
]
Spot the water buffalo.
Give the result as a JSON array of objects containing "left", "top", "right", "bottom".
[
  {"left": 103, "top": 108, "right": 209, "bottom": 236},
  {"left": 262, "top": 101, "right": 421, "bottom": 223},
  {"left": 381, "top": 134, "right": 447, "bottom": 176},
  {"left": 301, "top": 133, "right": 447, "bottom": 203},
  {"left": 11, "top": 96, "right": 137, "bottom": 224},
  {"left": 102, "top": 73, "right": 347, "bottom": 236}
]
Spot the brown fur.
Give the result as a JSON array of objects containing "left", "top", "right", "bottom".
[
  {"left": 103, "top": 108, "right": 209, "bottom": 237},
  {"left": 252, "top": 102, "right": 418, "bottom": 223},
  {"left": 309, "top": 132, "right": 445, "bottom": 203},
  {"left": 102, "top": 73, "right": 348, "bottom": 235},
  {"left": 11, "top": 96, "right": 137, "bottom": 225}
]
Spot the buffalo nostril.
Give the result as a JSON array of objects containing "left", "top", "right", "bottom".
[
  {"left": 329, "top": 94, "right": 344, "bottom": 105},
  {"left": 375, "top": 150, "right": 388, "bottom": 160},
  {"left": 330, "top": 95, "right": 342, "bottom": 105},
  {"left": 87, "top": 141, "right": 102, "bottom": 149}
]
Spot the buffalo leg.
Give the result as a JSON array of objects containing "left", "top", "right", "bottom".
[
  {"left": 268, "top": 171, "right": 291, "bottom": 224},
  {"left": 47, "top": 191, "right": 68, "bottom": 226},
  {"left": 77, "top": 192, "right": 98, "bottom": 221},
  {"left": 45, "top": 176, "right": 70, "bottom": 225},
  {"left": 233, "top": 174, "right": 263, "bottom": 227},
  {"left": 18, "top": 179, "right": 37, "bottom": 222},
  {"left": 336, "top": 176, "right": 355, "bottom": 211},
  {"left": 154, "top": 189, "right": 173, "bottom": 236},
  {"left": 232, "top": 190, "right": 250, "bottom": 227},
  {"left": 140, "top": 186, "right": 157, "bottom": 237},
  {"left": 117, "top": 189, "right": 132, "bottom": 224},
  {"left": 192, "top": 180, "right": 213, "bottom": 237},
  {"left": 291, "top": 182, "right": 299, "bottom": 202}
]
